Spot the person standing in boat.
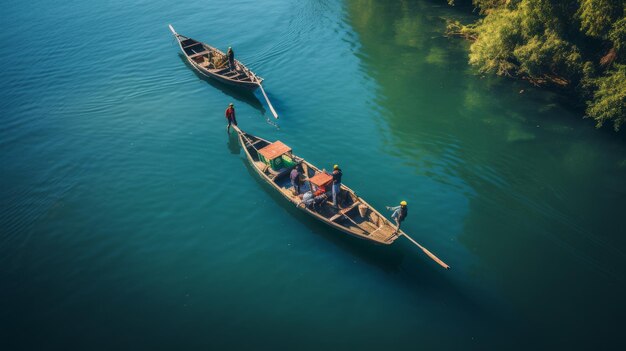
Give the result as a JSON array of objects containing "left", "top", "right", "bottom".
[
  {"left": 225, "top": 103, "right": 237, "bottom": 133},
  {"left": 227, "top": 47, "right": 235, "bottom": 69},
  {"left": 290, "top": 166, "right": 301, "bottom": 195},
  {"left": 387, "top": 201, "right": 408, "bottom": 234},
  {"left": 331, "top": 164, "right": 342, "bottom": 208}
]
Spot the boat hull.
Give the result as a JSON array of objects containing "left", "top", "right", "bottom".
[
  {"left": 234, "top": 127, "right": 399, "bottom": 245},
  {"left": 186, "top": 58, "right": 259, "bottom": 91},
  {"left": 169, "top": 25, "right": 261, "bottom": 91}
]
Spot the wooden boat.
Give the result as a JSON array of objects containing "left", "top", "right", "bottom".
[
  {"left": 233, "top": 125, "right": 450, "bottom": 268},
  {"left": 169, "top": 25, "right": 279, "bottom": 118}
]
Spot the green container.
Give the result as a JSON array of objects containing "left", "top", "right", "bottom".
[{"left": 258, "top": 153, "right": 296, "bottom": 171}]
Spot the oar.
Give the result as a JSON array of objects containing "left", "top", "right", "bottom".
[
  {"left": 258, "top": 83, "right": 279, "bottom": 119},
  {"left": 400, "top": 232, "right": 450, "bottom": 269},
  {"left": 341, "top": 212, "right": 360, "bottom": 227},
  {"left": 168, "top": 24, "right": 177, "bottom": 36}
]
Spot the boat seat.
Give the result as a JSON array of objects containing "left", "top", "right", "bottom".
[
  {"left": 189, "top": 50, "right": 211, "bottom": 59},
  {"left": 183, "top": 42, "right": 202, "bottom": 49},
  {"left": 247, "top": 139, "right": 264, "bottom": 148},
  {"left": 329, "top": 202, "right": 360, "bottom": 222},
  {"left": 328, "top": 213, "right": 343, "bottom": 222},
  {"left": 212, "top": 68, "right": 231, "bottom": 75},
  {"left": 367, "top": 225, "right": 384, "bottom": 236}
]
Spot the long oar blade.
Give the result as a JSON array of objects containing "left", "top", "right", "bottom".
[
  {"left": 168, "top": 24, "right": 177, "bottom": 36},
  {"left": 401, "top": 233, "right": 450, "bottom": 269},
  {"left": 258, "top": 84, "right": 279, "bottom": 119}
]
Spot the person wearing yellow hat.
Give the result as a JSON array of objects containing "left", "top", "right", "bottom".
[
  {"left": 225, "top": 102, "right": 237, "bottom": 133},
  {"left": 331, "top": 164, "right": 343, "bottom": 208},
  {"left": 387, "top": 200, "right": 408, "bottom": 233}
]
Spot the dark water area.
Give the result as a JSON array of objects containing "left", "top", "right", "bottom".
[{"left": 1, "top": 0, "right": 625, "bottom": 350}]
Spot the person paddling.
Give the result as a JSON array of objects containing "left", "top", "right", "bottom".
[
  {"left": 225, "top": 103, "right": 237, "bottom": 133},
  {"left": 387, "top": 201, "right": 408, "bottom": 234}
]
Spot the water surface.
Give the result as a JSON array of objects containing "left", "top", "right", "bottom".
[{"left": 1, "top": 0, "right": 625, "bottom": 349}]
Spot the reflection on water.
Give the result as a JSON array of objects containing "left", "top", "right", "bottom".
[
  {"left": 347, "top": 0, "right": 626, "bottom": 348},
  {"left": 227, "top": 130, "right": 241, "bottom": 154}
]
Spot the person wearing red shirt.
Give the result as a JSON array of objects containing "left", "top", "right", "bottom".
[{"left": 225, "top": 103, "right": 237, "bottom": 133}]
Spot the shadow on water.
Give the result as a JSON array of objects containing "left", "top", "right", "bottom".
[
  {"left": 177, "top": 54, "right": 266, "bottom": 114},
  {"left": 236, "top": 153, "right": 454, "bottom": 285},
  {"left": 227, "top": 128, "right": 445, "bottom": 278},
  {"left": 237, "top": 157, "right": 405, "bottom": 272},
  {"left": 227, "top": 130, "right": 241, "bottom": 154},
  {"left": 229, "top": 129, "right": 524, "bottom": 348},
  {"left": 236, "top": 155, "right": 520, "bottom": 345}
]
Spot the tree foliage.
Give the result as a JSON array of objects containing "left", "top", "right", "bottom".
[
  {"left": 448, "top": 0, "right": 626, "bottom": 131},
  {"left": 610, "top": 17, "right": 626, "bottom": 58},
  {"left": 578, "top": 0, "right": 623, "bottom": 38},
  {"left": 587, "top": 64, "right": 626, "bottom": 131},
  {"left": 513, "top": 30, "right": 582, "bottom": 83},
  {"left": 467, "top": 8, "right": 521, "bottom": 75}
]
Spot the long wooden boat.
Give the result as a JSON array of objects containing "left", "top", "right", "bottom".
[
  {"left": 169, "top": 25, "right": 261, "bottom": 90},
  {"left": 169, "top": 25, "right": 279, "bottom": 118},
  {"left": 232, "top": 125, "right": 450, "bottom": 268}
]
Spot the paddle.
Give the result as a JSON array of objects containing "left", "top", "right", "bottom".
[
  {"left": 341, "top": 212, "right": 361, "bottom": 227},
  {"left": 258, "top": 83, "right": 279, "bottom": 119},
  {"left": 400, "top": 232, "right": 450, "bottom": 269},
  {"left": 168, "top": 24, "right": 177, "bottom": 36}
]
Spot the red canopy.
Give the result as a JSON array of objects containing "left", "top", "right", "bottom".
[
  {"left": 258, "top": 141, "right": 291, "bottom": 160},
  {"left": 309, "top": 172, "right": 333, "bottom": 188}
]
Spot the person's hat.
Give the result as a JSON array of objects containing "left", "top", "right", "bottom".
[
  {"left": 333, "top": 164, "right": 339, "bottom": 169},
  {"left": 400, "top": 201, "right": 407, "bottom": 206},
  {"left": 229, "top": 103, "right": 234, "bottom": 106}
]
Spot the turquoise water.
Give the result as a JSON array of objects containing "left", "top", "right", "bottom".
[{"left": 2, "top": 0, "right": 626, "bottom": 349}]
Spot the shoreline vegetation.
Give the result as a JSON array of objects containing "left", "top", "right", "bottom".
[{"left": 445, "top": 0, "right": 625, "bottom": 131}]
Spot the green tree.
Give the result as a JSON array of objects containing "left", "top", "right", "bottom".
[
  {"left": 609, "top": 17, "right": 626, "bottom": 58},
  {"left": 578, "top": 0, "right": 623, "bottom": 38},
  {"left": 467, "top": 8, "right": 521, "bottom": 76},
  {"left": 586, "top": 64, "right": 626, "bottom": 131},
  {"left": 448, "top": 0, "right": 626, "bottom": 131},
  {"left": 513, "top": 30, "right": 582, "bottom": 84}
]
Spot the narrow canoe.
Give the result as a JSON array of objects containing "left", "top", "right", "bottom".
[
  {"left": 233, "top": 125, "right": 402, "bottom": 244},
  {"left": 169, "top": 25, "right": 261, "bottom": 90}
]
